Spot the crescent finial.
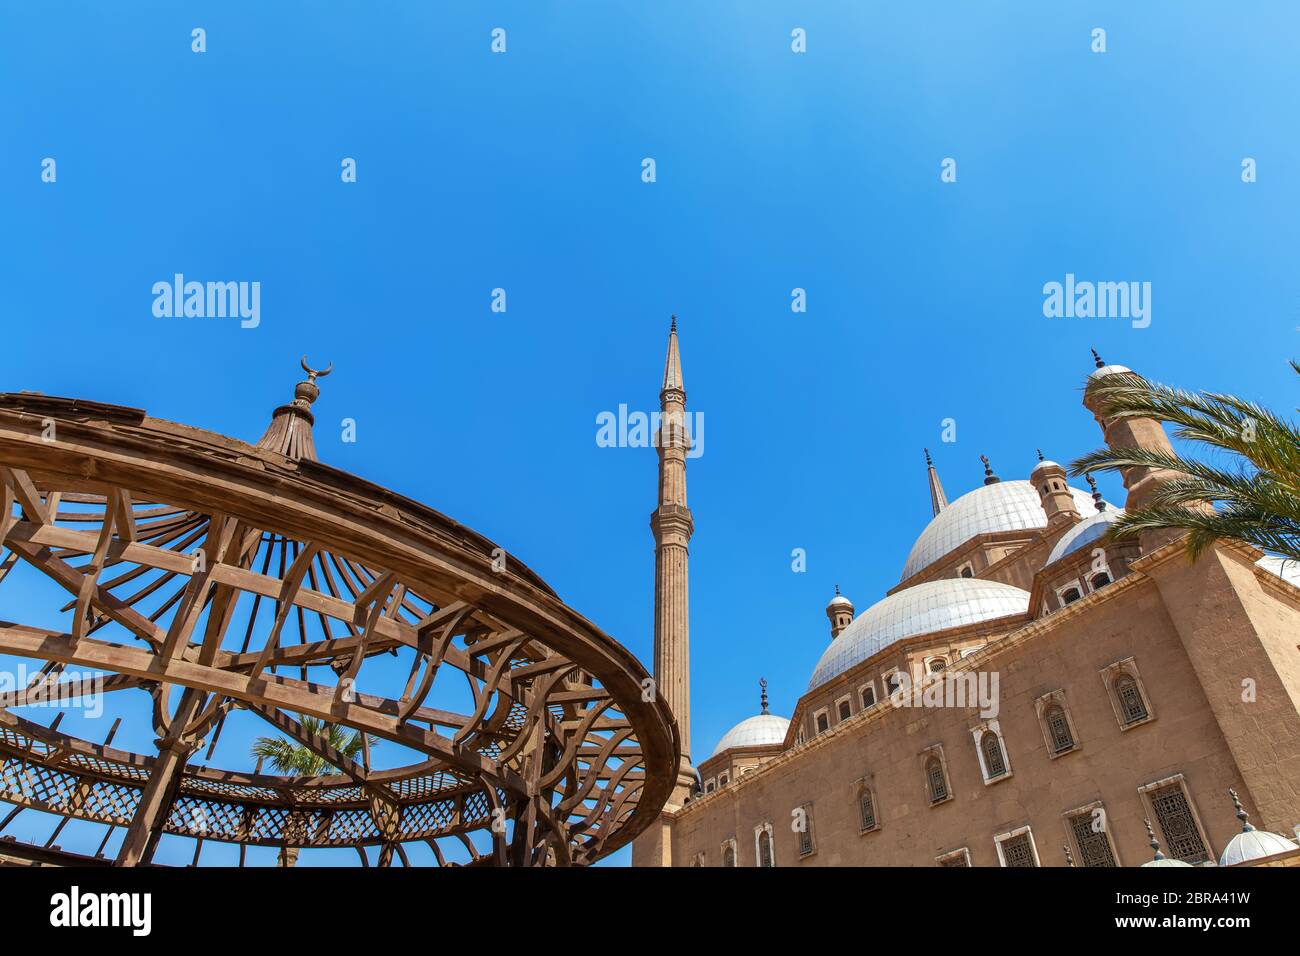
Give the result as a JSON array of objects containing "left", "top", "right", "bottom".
[{"left": 300, "top": 356, "right": 334, "bottom": 382}]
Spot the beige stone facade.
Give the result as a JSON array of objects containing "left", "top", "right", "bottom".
[{"left": 636, "top": 349, "right": 1300, "bottom": 868}]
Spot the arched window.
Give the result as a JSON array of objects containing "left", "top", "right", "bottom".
[
  {"left": 705, "top": 780, "right": 715, "bottom": 793},
  {"left": 1045, "top": 704, "right": 1074, "bottom": 753},
  {"left": 960, "top": 566, "right": 974, "bottom": 579},
  {"left": 722, "top": 844, "right": 736, "bottom": 867},
  {"left": 980, "top": 731, "right": 1006, "bottom": 778},
  {"left": 859, "top": 788, "right": 877, "bottom": 831},
  {"left": 1114, "top": 674, "right": 1148, "bottom": 724},
  {"left": 719, "top": 773, "right": 728, "bottom": 788},
  {"left": 758, "top": 829, "right": 774, "bottom": 867},
  {"left": 1061, "top": 587, "right": 1082, "bottom": 605},
  {"left": 929, "top": 657, "right": 947, "bottom": 673},
  {"left": 1091, "top": 571, "right": 1111, "bottom": 589},
  {"left": 926, "top": 757, "right": 948, "bottom": 803}
]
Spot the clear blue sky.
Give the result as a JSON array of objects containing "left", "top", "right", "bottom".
[{"left": 2, "top": 2, "right": 1298, "bottom": 865}]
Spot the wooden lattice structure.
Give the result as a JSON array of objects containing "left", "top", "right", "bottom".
[{"left": 0, "top": 365, "right": 678, "bottom": 866}]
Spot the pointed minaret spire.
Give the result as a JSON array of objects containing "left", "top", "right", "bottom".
[
  {"left": 256, "top": 356, "right": 332, "bottom": 461},
  {"left": 981, "top": 454, "right": 1001, "bottom": 485},
  {"left": 1091, "top": 348, "right": 1106, "bottom": 369},
  {"left": 662, "top": 316, "right": 684, "bottom": 393},
  {"left": 759, "top": 677, "right": 769, "bottom": 715},
  {"left": 924, "top": 448, "right": 948, "bottom": 517}
]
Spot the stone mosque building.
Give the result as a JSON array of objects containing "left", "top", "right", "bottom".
[{"left": 632, "top": 328, "right": 1300, "bottom": 868}]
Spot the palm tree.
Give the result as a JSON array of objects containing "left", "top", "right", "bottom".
[
  {"left": 250, "top": 716, "right": 375, "bottom": 866},
  {"left": 1069, "top": 362, "right": 1300, "bottom": 562}
]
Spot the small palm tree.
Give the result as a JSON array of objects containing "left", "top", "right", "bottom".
[
  {"left": 250, "top": 716, "right": 375, "bottom": 866},
  {"left": 1069, "top": 362, "right": 1300, "bottom": 562}
]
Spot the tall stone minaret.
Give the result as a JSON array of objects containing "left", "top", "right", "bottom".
[
  {"left": 650, "top": 315, "right": 695, "bottom": 807},
  {"left": 633, "top": 316, "right": 695, "bottom": 868}
]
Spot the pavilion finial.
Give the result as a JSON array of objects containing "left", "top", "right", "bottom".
[
  {"left": 1228, "top": 788, "right": 1255, "bottom": 832},
  {"left": 1091, "top": 348, "right": 1105, "bottom": 369},
  {"left": 759, "top": 677, "right": 769, "bottom": 715},
  {"left": 1036, "top": 448, "right": 1045, "bottom": 462},
  {"left": 670, "top": 314, "right": 677, "bottom": 333}
]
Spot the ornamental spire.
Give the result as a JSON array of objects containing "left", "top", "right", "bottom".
[
  {"left": 981, "top": 454, "right": 1000, "bottom": 486},
  {"left": 759, "top": 677, "right": 769, "bottom": 715},
  {"left": 1091, "top": 348, "right": 1105, "bottom": 369},
  {"left": 1145, "top": 818, "right": 1167, "bottom": 861},
  {"left": 1228, "top": 788, "right": 1256, "bottom": 832},
  {"left": 925, "top": 448, "right": 948, "bottom": 517},
  {"left": 1086, "top": 473, "right": 1107, "bottom": 512},
  {"left": 662, "top": 315, "right": 684, "bottom": 393}
]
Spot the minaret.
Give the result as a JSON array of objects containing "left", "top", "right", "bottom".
[
  {"left": 826, "top": 585, "right": 854, "bottom": 639},
  {"left": 650, "top": 316, "right": 695, "bottom": 806},
  {"left": 925, "top": 449, "right": 948, "bottom": 516},
  {"left": 1031, "top": 449, "right": 1080, "bottom": 527},
  {"left": 1082, "top": 351, "right": 1199, "bottom": 552}
]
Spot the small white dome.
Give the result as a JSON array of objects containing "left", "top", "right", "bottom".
[
  {"left": 711, "top": 713, "right": 790, "bottom": 758},
  {"left": 1219, "top": 827, "right": 1298, "bottom": 866},
  {"left": 1046, "top": 509, "right": 1125, "bottom": 565},
  {"left": 1030, "top": 458, "right": 1063, "bottom": 477},
  {"left": 1089, "top": 363, "right": 1132, "bottom": 380},
  {"left": 808, "top": 578, "right": 1031, "bottom": 691},
  {"left": 827, "top": 593, "right": 853, "bottom": 609},
  {"left": 1141, "top": 855, "right": 1193, "bottom": 868},
  {"left": 902, "top": 480, "right": 1108, "bottom": 581}
]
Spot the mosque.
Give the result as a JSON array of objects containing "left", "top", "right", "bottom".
[{"left": 632, "top": 327, "right": 1300, "bottom": 868}]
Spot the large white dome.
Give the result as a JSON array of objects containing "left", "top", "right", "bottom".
[
  {"left": 807, "top": 578, "right": 1031, "bottom": 691},
  {"left": 711, "top": 713, "right": 790, "bottom": 757},
  {"left": 902, "top": 480, "right": 1106, "bottom": 581}
]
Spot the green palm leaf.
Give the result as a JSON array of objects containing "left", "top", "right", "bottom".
[{"left": 1068, "top": 361, "right": 1300, "bottom": 562}]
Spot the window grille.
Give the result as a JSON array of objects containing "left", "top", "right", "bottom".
[
  {"left": 981, "top": 731, "right": 1006, "bottom": 777},
  {"left": 1046, "top": 704, "right": 1074, "bottom": 753},
  {"left": 1115, "top": 675, "right": 1148, "bottom": 723},
  {"left": 758, "top": 830, "right": 774, "bottom": 867},
  {"left": 1149, "top": 784, "right": 1209, "bottom": 863},
  {"left": 722, "top": 845, "right": 735, "bottom": 867},
  {"left": 1000, "top": 833, "right": 1037, "bottom": 867},
  {"left": 859, "top": 790, "right": 876, "bottom": 831},
  {"left": 926, "top": 757, "right": 948, "bottom": 802},
  {"left": 1069, "top": 813, "right": 1116, "bottom": 867}
]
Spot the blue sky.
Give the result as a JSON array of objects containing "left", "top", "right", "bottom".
[{"left": 1, "top": 2, "right": 1298, "bottom": 865}]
